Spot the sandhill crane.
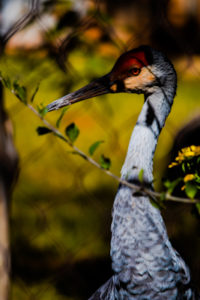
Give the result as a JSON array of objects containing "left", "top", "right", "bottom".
[{"left": 47, "top": 46, "right": 199, "bottom": 299}]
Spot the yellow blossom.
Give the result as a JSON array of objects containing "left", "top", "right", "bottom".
[
  {"left": 183, "top": 151, "right": 195, "bottom": 157},
  {"left": 183, "top": 174, "right": 195, "bottom": 182},
  {"left": 191, "top": 145, "right": 200, "bottom": 154},
  {"left": 168, "top": 162, "right": 178, "bottom": 168},
  {"left": 168, "top": 145, "right": 200, "bottom": 168},
  {"left": 181, "top": 145, "right": 200, "bottom": 156},
  {"left": 181, "top": 185, "right": 186, "bottom": 191}
]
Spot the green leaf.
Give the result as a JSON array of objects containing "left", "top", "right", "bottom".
[
  {"left": 195, "top": 203, "right": 200, "bottom": 215},
  {"left": 181, "top": 162, "right": 186, "bottom": 173},
  {"left": 160, "top": 192, "right": 166, "bottom": 202},
  {"left": 164, "top": 179, "right": 171, "bottom": 188},
  {"left": 150, "top": 194, "right": 165, "bottom": 210},
  {"left": 13, "top": 81, "right": 27, "bottom": 103},
  {"left": 65, "top": 123, "right": 80, "bottom": 142},
  {"left": 100, "top": 154, "right": 111, "bottom": 170},
  {"left": 185, "top": 182, "right": 198, "bottom": 199},
  {"left": 150, "top": 200, "right": 160, "bottom": 209},
  {"left": 186, "top": 162, "right": 191, "bottom": 170},
  {"left": 138, "top": 169, "right": 144, "bottom": 183},
  {"left": 36, "top": 126, "right": 52, "bottom": 135},
  {"left": 164, "top": 178, "right": 182, "bottom": 194},
  {"left": 89, "top": 140, "right": 104, "bottom": 156},
  {"left": 195, "top": 174, "right": 200, "bottom": 184},
  {"left": 31, "top": 83, "right": 40, "bottom": 103},
  {"left": 56, "top": 107, "right": 69, "bottom": 128},
  {"left": 2, "top": 76, "right": 12, "bottom": 90},
  {"left": 37, "top": 105, "right": 48, "bottom": 117}
]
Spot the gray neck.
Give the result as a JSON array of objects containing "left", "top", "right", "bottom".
[{"left": 121, "top": 87, "right": 174, "bottom": 185}]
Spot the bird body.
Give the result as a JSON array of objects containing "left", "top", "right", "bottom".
[
  {"left": 110, "top": 191, "right": 192, "bottom": 299},
  {"left": 47, "top": 46, "right": 199, "bottom": 299},
  {"left": 110, "top": 76, "right": 193, "bottom": 298}
]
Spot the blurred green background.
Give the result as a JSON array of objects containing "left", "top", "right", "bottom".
[{"left": 0, "top": 0, "right": 200, "bottom": 299}]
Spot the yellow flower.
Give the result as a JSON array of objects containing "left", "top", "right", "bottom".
[
  {"left": 168, "top": 162, "right": 178, "bottom": 168},
  {"left": 191, "top": 145, "right": 200, "bottom": 155},
  {"left": 181, "top": 145, "right": 200, "bottom": 157},
  {"left": 168, "top": 145, "right": 200, "bottom": 168},
  {"left": 183, "top": 174, "right": 195, "bottom": 182},
  {"left": 184, "top": 151, "right": 195, "bottom": 157}
]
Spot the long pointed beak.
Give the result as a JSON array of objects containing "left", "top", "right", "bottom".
[{"left": 47, "top": 74, "right": 111, "bottom": 112}]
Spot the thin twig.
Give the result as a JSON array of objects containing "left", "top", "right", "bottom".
[
  {"left": 26, "top": 103, "right": 200, "bottom": 205},
  {"left": 1, "top": 74, "right": 200, "bottom": 205},
  {"left": 2, "top": 0, "right": 40, "bottom": 44}
]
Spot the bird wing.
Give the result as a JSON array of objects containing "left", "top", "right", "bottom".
[{"left": 88, "top": 276, "right": 115, "bottom": 300}]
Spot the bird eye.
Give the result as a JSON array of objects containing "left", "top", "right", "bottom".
[{"left": 128, "top": 67, "right": 141, "bottom": 76}]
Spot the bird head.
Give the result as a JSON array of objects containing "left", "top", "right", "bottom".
[{"left": 47, "top": 45, "right": 176, "bottom": 111}]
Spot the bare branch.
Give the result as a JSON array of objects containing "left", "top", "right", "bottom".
[
  {"left": 27, "top": 104, "right": 200, "bottom": 205},
  {"left": 1, "top": 78, "right": 199, "bottom": 205},
  {"left": 2, "top": 0, "right": 40, "bottom": 44}
]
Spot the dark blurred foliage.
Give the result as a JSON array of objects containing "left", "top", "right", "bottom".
[
  {"left": 104, "top": 0, "right": 200, "bottom": 55},
  {"left": 164, "top": 116, "right": 200, "bottom": 199},
  {"left": 11, "top": 188, "right": 114, "bottom": 299},
  {"left": 162, "top": 116, "right": 200, "bottom": 292},
  {"left": 170, "top": 116, "right": 200, "bottom": 158}
]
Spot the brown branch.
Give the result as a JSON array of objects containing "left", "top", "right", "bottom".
[
  {"left": 0, "top": 72, "right": 198, "bottom": 205},
  {"left": 2, "top": 0, "right": 40, "bottom": 44},
  {"left": 0, "top": 82, "right": 18, "bottom": 300},
  {"left": 26, "top": 103, "right": 200, "bottom": 205},
  {"left": 1, "top": 73, "right": 199, "bottom": 206}
]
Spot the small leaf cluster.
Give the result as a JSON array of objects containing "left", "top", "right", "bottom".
[
  {"left": 0, "top": 72, "right": 42, "bottom": 106},
  {"left": 0, "top": 72, "right": 112, "bottom": 170},
  {"left": 89, "top": 141, "right": 110, "bottom": 170},
  {"left": 37, "top": 104, "right": 48, "bottom": 117},
  {"left": 13, "top": 81, "right": 27, "bottom": 103},
  {"left": 65, "top": 123, "right": 111, "bottom": 169},
  {"left": 37, "top": 113, "right": 111, "bottom": 169},
  {"left": 0, "top": 72, "right": 27, "bottom": 103}
]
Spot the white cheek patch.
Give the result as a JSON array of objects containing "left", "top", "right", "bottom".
[{"left": 124, "top": 67, "right": 155, "bottom": 90}]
